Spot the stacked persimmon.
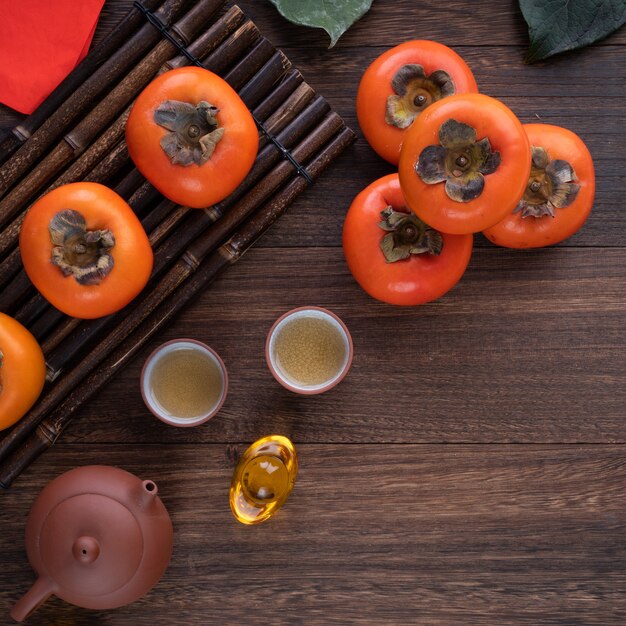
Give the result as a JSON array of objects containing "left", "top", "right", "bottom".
[{"left": 344, "top": 41, "right": 595, "bottom": 305}]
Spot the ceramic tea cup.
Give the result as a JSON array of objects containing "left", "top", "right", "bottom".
[
  {"left": 265, "top": 307, "right": 353, "bottom": 395},
  {"left": 140, "top": 339, "right": 228, "bottom": 427}
]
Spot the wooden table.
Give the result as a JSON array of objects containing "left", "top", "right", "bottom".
[{"left": 1, "top": 1, "right": 625, "bottom": 623}]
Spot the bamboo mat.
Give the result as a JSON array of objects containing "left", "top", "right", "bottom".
[{"left": 0, "top": 0, "right": 354, "bottom": 487}]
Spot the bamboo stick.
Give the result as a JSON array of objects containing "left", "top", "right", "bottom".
[
  {"left": 29, "top": 310, "right": 66, "bottom": 345},
  {"left": 13, "top": 293, "right": 47, "bottom": 328},
  {"left": 84, "top": 142, "right": 132, "bottom": 187},
  {"left": 129, "top": 183, "right": 163, "bottom": 219},
  {"left": 0, "top": 113, "right": 348, "bottom": 465},
  {"left": 0, "top": 0, "right": 228, "bottom": 231},
  {"left": 0, "top": 0, "right": 200, "bottom": 186},
  {"left": 39, "top": 319, "right": 82, "bottom": 356},
  {"left": 165, "top": 8, "right": 242, "bottom": 71},
  {"left": 0, "top": 270, "right": 28, "bottom": 317},
  {"left": 57, "top": 113, "right": 132, "bottom": 187},
  {"left": 0, "top": 270, "right": 31, "bottom": 316},
  {"left": 196, "top": 19, "right": 260, "bottom": 76},
  {"left": 0, "top": 126, "right": 355, "bottom": 488},
  {"left": 0, "top": 0, "right": 168, "bottom": 165},
  {"left": 226, "top": 41, "right": 277, "bottom": 95},
  {"left": 0, "top": 248, "right": 22, "bottom": 299},
  {"left": 116, "top": 170, "right": 152, "bottom": 205}
]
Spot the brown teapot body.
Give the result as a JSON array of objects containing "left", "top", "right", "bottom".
[{"left": 11, "top": 465, "right": 173, "bottom": 622}]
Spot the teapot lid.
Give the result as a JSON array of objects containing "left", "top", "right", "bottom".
[{"left": 38, "top": 492, "right": 144, "bottom": 595}]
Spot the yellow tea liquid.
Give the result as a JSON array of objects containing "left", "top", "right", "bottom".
[
  {"left": 273, "top": 315, "right": 346, "bottom": 386},
  {"left": 150, "top": 348, "right": 222, "bottom": 418}
]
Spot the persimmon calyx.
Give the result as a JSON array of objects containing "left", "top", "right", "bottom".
[
  {"left": 386, "top": 64, "right": 455, "bottom": 129},
  {"left": 416, "top": 118, "right": 501, "bottom": 203},
  {"left": 154, "top": 100, "right": 225, "bottom": 166},
  {"left": 514, "top": 146, "right": 580, "bottom": 218},
  {"left": 49, "top": 210, "right": 115, "bottom": 286},
  {"left": 379, "top": 206, "right": 443, "bottom": 263}
]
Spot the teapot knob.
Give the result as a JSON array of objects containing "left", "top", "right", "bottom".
[{"left": 72, "top": 536, "right": 100, "bottom": 564}]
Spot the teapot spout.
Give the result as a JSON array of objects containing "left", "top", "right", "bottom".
[
  {"left": 11, "top": 576, "right": 55, "bottom": 622},
  {"left": 136, "top": 479, "right": 160, "bottom": 512}
]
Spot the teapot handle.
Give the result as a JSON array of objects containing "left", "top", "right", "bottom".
[{"left": 10, "top": 576, "right": 55, "bottom": 622}]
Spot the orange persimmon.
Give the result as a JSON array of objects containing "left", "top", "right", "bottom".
[
  {"left": 343, "top": 174, "right": 473, "bottom": 306},
  {"left": 0, "top": 313, "right": 46, "bottom": 431},
  {"left": 357, "top": 40, "right": 478, "bottom": 165},
  {"left": 126, "top": 66, "right": 258, "bottom": 208},
  {"left": 20, "top": 182, "right": 153, "bottom": 319},
  {"left": 398, "top": 93, "right": 531, "bottom": 235},
  {"left": 483, "top": 124, "right": 595, "bottom": 248}
]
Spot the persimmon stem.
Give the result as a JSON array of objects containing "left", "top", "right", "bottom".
[
  {"left": 378, "top": 206, "right": 443, "bottom": 262},
  {"left": 154, "top": 100, "right": 225, "bottom": 167},
  {"left": 49, "top": 210, "right": 115, "bottom": 286}
]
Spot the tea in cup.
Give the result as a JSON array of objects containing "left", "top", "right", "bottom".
[
  {"left": 265, "top": 307, "right": 353, "bottom": 394},
  {"left": 141, "top": 339, "right": 228, "bottom": 426}
]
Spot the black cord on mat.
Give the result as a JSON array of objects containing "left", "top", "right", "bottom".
[{"left": 133, "top": 1, "right": 314, "bottom": 186}]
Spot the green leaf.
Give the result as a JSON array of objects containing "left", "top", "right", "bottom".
[
  {"left": 267, "top": 0, "right": 373, "bottom": 47},
  {"left": 519, "top": 0, "right": 626, "bottom": 62}
]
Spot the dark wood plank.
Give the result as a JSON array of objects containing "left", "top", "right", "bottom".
[
  {"left": 236, "top": 0, "right": 626, "bottom": 48},
  {"left": 56, "top": 247, "right": 626, "bottom": 445},
  {"left": 1, "top": 444, "right": 625, "bottom": 625}
]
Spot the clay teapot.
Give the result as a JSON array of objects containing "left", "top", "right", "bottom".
[{"left": 11, "top": 465, "right": 173, "bottom": 622}]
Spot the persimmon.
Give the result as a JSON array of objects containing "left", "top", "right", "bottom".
[
  {"left": 0, "top": 313, "right": 46, "bottom": 431},
  {"left": 342, "top": 174, "right": 473, "bottom": 306},
  {"left": 126, "top": 67, "right": 258, "bottom": 208},
  {"left": 398, "top": 93, "right": 531, "bottom": 235},
  {"left": 20, "top": 182, "right": 153, "bottom": 319},
  {"left": 357, "top": 40, "right": 478, "bottom": 165},
  {"left": 483, "top": 124, "right": 595, "bottom": 248}
]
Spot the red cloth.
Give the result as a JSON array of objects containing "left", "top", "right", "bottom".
[{"left": 0, "top": 0, "right": 106, "bottom": 114}]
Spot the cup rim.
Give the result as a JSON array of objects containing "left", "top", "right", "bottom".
[
  {"left": 265, "top": 306, "right": 353, "bottom": 395},
  {"left": 140, "top": 338, "right": 228, "bottom": 427}
]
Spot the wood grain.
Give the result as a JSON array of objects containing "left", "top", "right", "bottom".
[
  {"left": 217, "top": 0, "right": 626, "bottom": 48},
  {"left": 1, "top": 445, "right": 626, "bottom": 625},
  {"left": 55, "top": 246, "right": 626, "bottom": 445},
  {"left": 0, "top": 0, "right": 625, "bottom": 623}
]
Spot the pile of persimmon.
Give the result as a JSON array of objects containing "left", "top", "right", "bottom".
[{"left": 345, "top": 40, "right": 595, "bottom": 306}]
